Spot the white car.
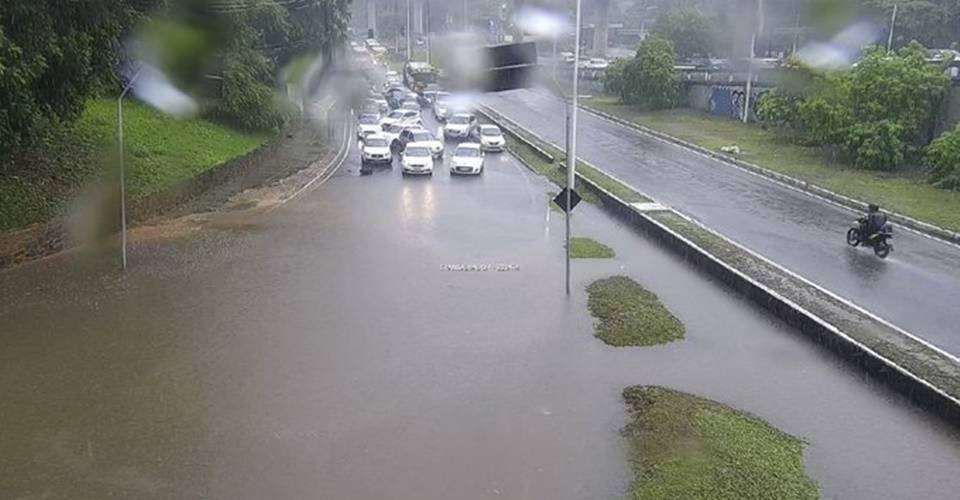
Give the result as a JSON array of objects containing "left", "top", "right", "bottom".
[
  {"left": 380, "top": 109, "right": 421, "bottom": 128},
  {"left": 357, "top": 113, "right": 382, "bottom": 138},
  {"left": 380, "top": 122, "right": 407, "bottom": 146},
  {"left": 444, "top": 113, "right": 478, "bottom": 140},
  {"left": 433, "top": 98, "right": 451, "bottom": 122},
  {"left": 360, "top": 134, "right": 392, "bottom": 165},
  {"left": 450, "top": 143, "right": 484, "bottom": 175},
  {"left": 586, "top": 58, "right": 609, "bottom": 70},
  {"left": 401, "top": 143, "right": 435, "bottom": 175},
  {"left": 398, "top": 128, "right": 444, "bottom": 158},
  {"left": 477, "top": 124, "right": 506, "bottom": 152}
]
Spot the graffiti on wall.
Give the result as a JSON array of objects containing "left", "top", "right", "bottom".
[{"left": 709, "top": 85, "right": 769, "bottom": 121}]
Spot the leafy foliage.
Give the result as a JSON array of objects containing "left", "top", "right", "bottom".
[
  {"left": 619, "top": 37, "right": 680, "bottom": 111},
  {"left": 926, "top": 124, "right": 960, "bottom": 190},
  {"left": 602, "top": 57, "right": 629, "bottom": 98},
  {"left": 0, "top": 1, "right": 144, "bottom": 153},
  {"left": 758, "top": 43, "right": 949, "bottom": 170},
  {"left": 651, "top": 8, "right": 715, "bottom": 59}
]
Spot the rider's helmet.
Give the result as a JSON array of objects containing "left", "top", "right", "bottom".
[{"left": 868, "top": 204, "right": 879, "bottom": 213}]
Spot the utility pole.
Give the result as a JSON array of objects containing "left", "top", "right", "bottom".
[
  {"left": 565, "top": 0, "right": 582, "bottom": 296},
  {"left": 406, "top": 0, "right": 412, "bottom": 61},
  {"left": 117, "top": 66, "right": 143, "bottom": 271},
  {"left": 887, "top": 4, "right": 898, "bottom": 52},
  {"left": 742, "top": 0, "right": 763, "bottom": 123}
]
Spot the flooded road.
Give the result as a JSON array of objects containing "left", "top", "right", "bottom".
[{"left": 2, "top": 116, "right": 960, "bottom": 499}]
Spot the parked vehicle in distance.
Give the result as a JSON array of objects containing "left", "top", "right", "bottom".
[
  {"left": 357, "top": 113, "right": 383, "bottom": 138},
  {"left": 400, "top": 100, "right": 421, "bottom": 112},
  {"left": 397, "top": 128, "right": 444, "bottom": 157},
  {"left": 360, "top": 134, "right": 392, "bottom": 165},
  {"left": 401, "top": 143, "right": 434, "bottom": 175},
  {"left": 444, "top": 113, "right": 478, "bottom": 140},
  {"left": 559, "top": 51, "right": 575, "bottom": 64},
  {"left": 450, "top": 143, "right": 484, "bottom": 175},
  {"left": 585, "top": 58, "right": 609, "bottom": 69},
  {"left": 477, "top": 124, "right": 505, "bottom": 152}
]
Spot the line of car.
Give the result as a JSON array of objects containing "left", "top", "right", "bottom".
[{"left": 357, "top": 88, "right": 506, "bottom": 176}]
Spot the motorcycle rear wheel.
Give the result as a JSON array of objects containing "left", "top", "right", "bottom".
[{"left": 846, "top": 228, "right": 861, "bottom": 247}]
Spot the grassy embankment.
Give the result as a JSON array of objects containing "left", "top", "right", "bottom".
[
  {"left": 586, "top": 276, "right": 684, "bottom": 347},
  {"left": 584, "top": 95, "right": 960, "bottom": 232},
  {"left": 0, "top": 99, "right": 268, "bottom": 231},
  {"left": 623, "top": 386, "right": 819, "bottom": 499}
]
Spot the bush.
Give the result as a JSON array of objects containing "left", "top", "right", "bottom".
[
  {"left": 756, "top": 42, "right": 949, "bottom": 172},
  {"left": 603, "top": 57, "right": 628, "bottom": 99},
  {"left": 621, "top": 37, "right": 680, "bottom": 111},
  {"left": 926, "top": 125, "right": 960, "bottom": 190}
]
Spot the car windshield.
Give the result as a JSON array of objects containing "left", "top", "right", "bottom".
[
  {"left": 387, "top": 111, "right": 403, "bottom": 119},
  {"left": 449, "top": 116, "right": 470, "bottom": 125},
  {"left": 359, "top": 115, "right": 379, "bottom": 125},
  {"left": 405, "top": 147, "right": 430, "bottom": 157},
  {"left": 383, "top": 124, "right": 401, "bottom": 133},
  {"left": 481, "top": 128, "right": 501, "bottom": 137},
  {"left": 455, "top": 147, "right": 480, "bottom": 157},
  {"left": 412, "top": 132, "right": 432, "bottom": 142},
  {"left": 364, "top": 138, "right": 388, "bottom": 147}
]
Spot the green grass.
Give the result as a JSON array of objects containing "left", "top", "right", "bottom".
[
  {"left": 569, "top": 237, "right": 615, "bottom": 258},
  {"left": 586, "top": 276, "right": 684, "bottom": 347},
  {"left": 0, "top": 98, "right": 269, "bottom": 231},
  {"left": 584, "top": 96, "right": 960, "bottom": 232},
  {"left": 622, "top": 386, "right": 819, "bottom": 500}
]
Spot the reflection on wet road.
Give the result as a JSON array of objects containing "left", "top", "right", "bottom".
[
  {"left": 482, "top": 88, "right": 960, "bottom": 357},
  {"left": 1, "top": 112, "right": 960, "bottom": 500}
]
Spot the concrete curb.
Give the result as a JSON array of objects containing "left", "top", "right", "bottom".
[
  {"left": 480, "top": 105, "right": 960, "bottom": 426},
  {"left": 581, "top": 105, "right": 960, "bottom": 246}
]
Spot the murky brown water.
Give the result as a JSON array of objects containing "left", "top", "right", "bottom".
[{"left": 2, "top": 120, "right": 959, "bottom": 500}]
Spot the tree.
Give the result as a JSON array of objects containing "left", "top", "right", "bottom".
[
  {"left": 651, "top": 8, "right": 714, "bottom": 59},
  {"left": 758, "top": 42, "right": 950, "bottom": 170},
  {"left": 621, "top": 37, "right": 680, "bottom": 110},
  {"left": 603, "top": 57, "right": 629, "bottom": 99},
  {"left": 926, "top": 124, "right": 960, "bottom": 190},
  {"left": 865, "top": 0, "right": 959, "bottom": 49},
  {"left": 0, "top": 0, "right": 145, "bottom": 153}
]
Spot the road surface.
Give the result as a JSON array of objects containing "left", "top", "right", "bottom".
[
  {"left": 2, "top": 112, "right": 960, "bottom": 499},
  {"left": 481, "top": 88, "right": 960, "bottom": 357}
]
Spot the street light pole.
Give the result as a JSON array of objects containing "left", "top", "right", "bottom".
[
  {"left": 887, "top": 4, "right": 898, "bottom": 52},
  {"left": 406, "top": 0, "right": 412, "bottom": 62},
  {"left": 743, "top": 0, "right": 763, "bottom": 123},
  {"left": 566, "top": 0, "right": 582, "bottom": 296},
  {"left": 117, "top": 67, "right": 142, "bottom": 271}
]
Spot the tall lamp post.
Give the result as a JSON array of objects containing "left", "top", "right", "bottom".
[
  {"left": 742, "top": 0, "right": 764, "bottom": 123},
  {"left": 117, "top": 66, "right": 142, "bottom": 271},
  {"left": 565, "top": 0, "right": 583, "bottom": 296}
]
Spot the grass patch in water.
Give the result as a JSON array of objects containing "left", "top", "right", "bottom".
[
  {"left": 570, "top": 237, "right": 615, "bottom": 259},
  {"left": 586, "top": 276, "right": 684, "bottom": 347},
  {"left": 623, "top": 385, "right": 819, "bottom": 500}
]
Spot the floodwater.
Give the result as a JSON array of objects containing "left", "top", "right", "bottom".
[
  {"left": 1, "top": 114, "right": 959, "bottom": 500},
  {"left": 482, "top": 88, "right": 960, "bottom": 358}
]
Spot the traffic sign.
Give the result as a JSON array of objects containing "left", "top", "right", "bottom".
[{"left": 553, "top": 188, "right": 582, "bottom": 213}]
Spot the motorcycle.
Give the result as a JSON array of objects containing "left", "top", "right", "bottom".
[{"left": 846, "top": 218, "right": 894, "bottom": 258}]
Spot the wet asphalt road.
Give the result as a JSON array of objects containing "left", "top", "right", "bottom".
[
  {"left": 2, "top": 111, "right": 960, "bottom": 499},
  {"left": 481, "top": 88, "right": 960, "bottom": 357}
]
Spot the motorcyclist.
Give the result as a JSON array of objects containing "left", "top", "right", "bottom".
[{"left": 864, "top": 204, "right": 888, "bottom": 240}]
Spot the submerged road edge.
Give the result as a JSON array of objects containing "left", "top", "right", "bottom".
[{"left": 479, "top": 105, "right": 960, "bottom": 427}]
